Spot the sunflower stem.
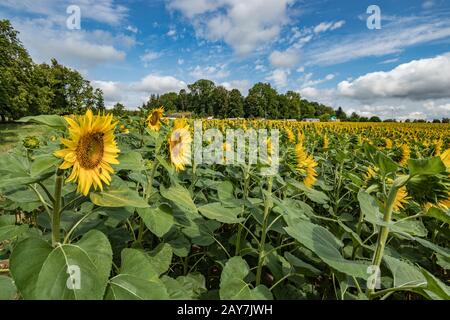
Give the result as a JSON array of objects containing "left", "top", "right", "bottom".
[
  {"left": 255, "top": 176, "right": 273, "bottom": 286},
  {"left": 52, "top": 169, "right": 64, "bottom": 247},
  {"left": 366, "top": 182, "right": 401, "bottom": 297}
]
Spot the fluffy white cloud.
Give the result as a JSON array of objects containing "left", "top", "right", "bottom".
[
  {"left": 190, "top": 64, "right": 230, "bottom": 80},
  {"left": 140, "top": 51, "right": 161, "bottom": 66},
  {"left": 8, "top": 18, "right": 129, "bottom": 69},
  {"left": 0, "top": 0, "right": 128, "bottom": 25},
  {"left": 338, "top": 53, "right": 450, "bottom": 100},
  {"left": 266, "top": 69, "right": 289, "bottom": 88},
  {"left": 269, "top": 49, "right": 299, "bottom": 68},
  {"left": 221, "top": 80, "right": 251, "bottom": 95},
  {"left": 132, "top": 75, "right": 187, "bottom": 94},
  {"left": 168, "top": 0, "right": 295, "bottom": 55}
]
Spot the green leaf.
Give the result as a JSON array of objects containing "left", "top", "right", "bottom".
[
  {"left": 375, "top": 152, "right": 398, "bottom": 176},
  {"left": 30, "top": 154, "right": 60, "bottom": 177},
  {"left": 10, "top": 237, "right": 53, "bottom": 299},
  {"left": 160, "top": 184, "right": 197, "bottom": 213},
  {"left": 106, "top": 274, "right": 169, "bottom": 300},
  {"left": 105, "top": 247, "right": 170, "bottom": 300},
  {"left": 418, "top": 268, "right": 450, "bottom": 300},
  {"left": 427, "top": 207, "right": 450, "bottom": 225},
  {"left": 162, "top": 273, "right": 206, "bottom": 299},
  {"left": 219, "top": 256, "right": 273, "bottom": 300},
  {"left": 0, "top": 225, "right": 29, "bottom": 242},
  {"left": 17, "top": 115, "right": 67, "bottom": 130},
  {"left": 148, "top": 243, "right": 173, "bottom": 276},
  {"left": 137, "top": 205, "right": 175, "bottom": 238},
  {"left": 198, "top": 202, "right": 243, "bottom": 224},
  {"left": 35, "top": 230, "right": 112, "bottom": 300},
  {"left": 408, "top": 157, "right": 447, "bottom": 176},
  {"left": 383, "top": 255, "right": 427, "bottom": 289},
  {"left": 120, "top": 248, "right": 159, "bottom": 280},
  {"left": 287, "top": 179, "right": 329, "bottom": 204},
  {"left": 0, "top": 276, "right": 17, "bottom": 300},
  {"left": 116, "top": 152, "right": 145, "bottom": 171},
  {"left": 284, "top": 218, "right": 370, "bottom": 278},
  {"left": 90, "top": 187, "right": 149, "bottom": 208}
]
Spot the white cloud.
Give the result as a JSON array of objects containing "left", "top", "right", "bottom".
[
  {"left": 422, "top": 1, "right": 435, "bottom": 9},
  {"left": 338, "top": 53, "right": 450, "bottom": 101},
  {"left": 0, "top": 0, "right": 128, "bottom": 25},
  {"left": 266, "top": 69, "right": 290, "bottom": 88},
  {"left": 300, "top": 73, "right": 335, "bottom": 88},
  {"left": 140, "top": 51, "right": 161, "bottom": 66},
  {"left": 307, "top": 17, "right": 450, "bottom": 65},
  {"left": 126, "top": 25, "right": 138, "bottom": 33},
  {"left": 132, "top": 75, "right": 187, "bottom": 94},
  {"left": 167, "top": 28, "right": 177, "bottom": 38},
  {"left": 221, "top": 80, "right": 251, "bottom": 95},
  {"left": 269, "top": 49, "right": 299, "bottom": 68},
  {"left": 190, "top": 64, "right": 230, "bottom": 80},
  {"left": 168, "top": 0, "right": 295, "bottom": 55},
  {"left": 177, "top": 58, "right": 185, "bottom": 65},
  {"left": 313, "top": 20, "right": 345, "bottom": 33}
]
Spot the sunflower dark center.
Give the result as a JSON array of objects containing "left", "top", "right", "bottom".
[
  {"left": 149, "top": 112, "right": 160, "bottom": 125},
  {"left": 77, "top": 132, "right": 105, "bottom": 169}
]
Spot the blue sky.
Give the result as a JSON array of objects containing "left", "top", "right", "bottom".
[{"left": 1, "top": 0, "right": 450, "bottom": 119}]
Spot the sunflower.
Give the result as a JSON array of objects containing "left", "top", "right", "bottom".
[
  {"left": 54, "top": 109, "right": 120, "bottom": 196},
  {"left": 323, "top": 134, "right": 329, "bottom": 150},
  {"left": 365, "top": 166, "right": 378, "bottom": 181},
  {"left": 146, "top": 107, "right": 165, "bottom": 131},
  {"left": 441, "top": 149, "right": 450, "bottom": 169},
  {"left": 119, "top": 124, "right": 129, "bottom": 134},
  {"left": 392, "top": 186, "right": 410, "bottom": 212},
  {"left": 294, "top": 143, "right": 317, "bottom": 188},
  {"left": 399, "top": 144, "right": 410, "bottom": 166},
  {"left": 285, "top": 128, "right": 295, "bottom": 143},
  {"left": 169, "top": 119, "right": 192, "bottom": 171}
]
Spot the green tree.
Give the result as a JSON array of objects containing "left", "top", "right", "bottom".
[
  {"left": 0, "top": 19, "right": 33, "bottom": 120},
  {"left": 245, "top": 83, "right": 279, "bottom": 118},
  {"left": 228, "top": 89, "right": 244, "bottom": 118},
  {"left": 112, "top": 102, "right": 126, "bottom": 116}
]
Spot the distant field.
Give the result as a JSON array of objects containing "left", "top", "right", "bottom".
[{"left": 0, "top": 123, "right": 51, "bottom": 154}]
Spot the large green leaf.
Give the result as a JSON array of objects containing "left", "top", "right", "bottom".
[
  {"left": 284, "top": 218, "right": 370, "bottom": 278},
  {"left": 219, "top": 256, "right": 273, "bottom": 300},
  {"left": 0, "top": 225, "right": 29, "bottom": 242},
  {"left": 383, "top": 255, "right": 427, "bottom": 289},
  {"left": 30, "top": 154, "right": 59, "bottom": 177},
  {"left": 198, "top": 202, "right": 243, "bottom": 224},
  {"left": 106, "top": 247, "right": 169, "bottom": 300},
  {"left": 375, "top": 152, "right": 398, "bottom": 176},
  {"left": 408, "top": 157, "right": 447, "bottom": 176},
  {"left": 17, "top": 115, "right": 67, "bottom": 130},
  {"left": 35, "top": 230, "right": 112, "bottom": 300},
  {"left": 90, "top": 187, "right": 149, "bottom": 208},
  {"left": 162, "top": 273, "right": 206, "bottom": 299},
  {"left": 116, "top": 152, "right": 145, "bottom": 171},
  {"left": 160, "top": 184, "right": 197, "bottom": 213},
  {"left": 106, "top": 274, "right": 169, "bottom": 300},
  {"left": 10, "top": 237, "right": 53, "bottom": 299},
  {"left": 137, "top": 205, "right": 175, "bottom": 237},
  {"left": 287, "top": 179, "right": 329, "bottom": 204},
  {"left": 0, "top": 276, "right": 17, "bottom": 300},
  {"left": 418, "top": 268, "right": 450, "bottom": 300}
]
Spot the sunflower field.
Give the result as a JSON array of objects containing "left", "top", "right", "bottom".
[{"left": 0, "top": 109, "right": 449, "bottom": 301}]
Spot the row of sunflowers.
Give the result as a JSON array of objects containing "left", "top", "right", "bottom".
[{"left": 0, "top": 108, "right": 449, "bottom": 300}]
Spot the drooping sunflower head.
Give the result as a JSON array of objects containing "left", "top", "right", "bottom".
[
  {"left": 441, "top": 149, "right": 450, "bottom": 169},
  {"left": 398, "top": 144, "right": 410, "bottom": 166},
  {"left": 54, "top": 109, "right": 120, "bottom": 196},
  {"left": 146, "top": 107, "right": 165, "bottom": 131},
  {"left": 294, "top": 143, "right": 317, "bottom": 188},
  {"left": 285, "top": 128, "right": 295, "bottom": 143},
  {"left": 168, "top": 119, "right": 192, "bottom": 171},
  {"left": 392, "top": 186, "right": 410, "bottom": 212}
]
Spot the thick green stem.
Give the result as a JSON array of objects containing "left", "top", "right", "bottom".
[
  {"left": 255, "top": 176, "right": 273, "bottom": 286},
  {"left": 52, "top": 170, "right": 64, "bottom": 247},
  {"left": 137, "top": 159, "right": 159, "bottom": 243},
  {"left": 367, "top": 183, "right": 400, "bottom": 297},
  {"left": 235, "top": 167, "right": 250, "bottom": 256}
]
